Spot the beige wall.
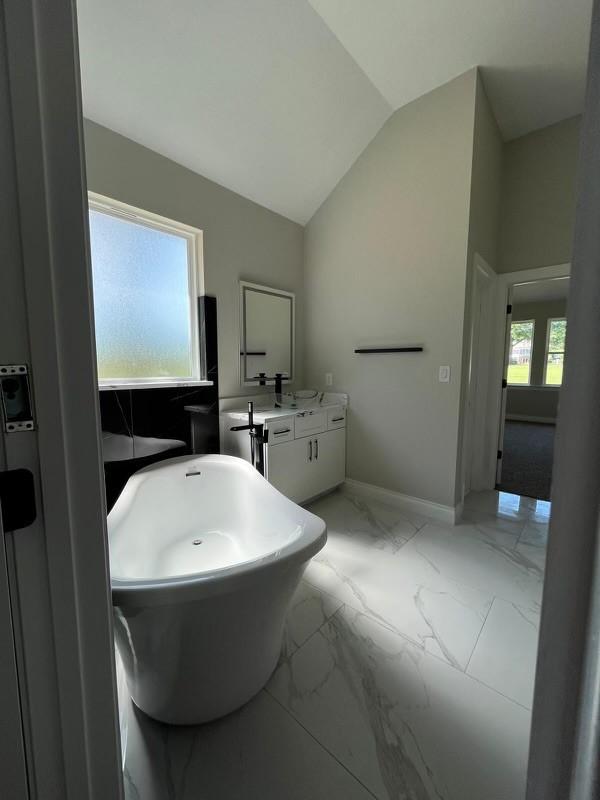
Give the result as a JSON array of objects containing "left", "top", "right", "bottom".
[
  {"left": 498, "top": 116, "right": 581, "bottom": 273},
  {"left": 83, "top": 120, "right": 304, "bottom": 398},
  {"left": 506, "top": 298, "right": 567, "bottom": 421},
  {"left": 466, "top": 75, "right": 503, "bottom": 269},
  {"left": 304, "top": 71, "right": 479, "bottom": 508},
  {"left": 84, "top": 91, "right": 579, "bottom": 507}
]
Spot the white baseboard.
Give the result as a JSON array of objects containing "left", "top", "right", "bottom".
[
  {"left": 342, "top": 478, "right": 458, "bottom": 525},
  {"left": 506, "top": 414, "right": 556, "bottom": 424}
]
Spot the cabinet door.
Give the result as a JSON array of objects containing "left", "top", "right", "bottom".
[
  {"left": 312, "top": 428, "right": 346, "bottom": 496},
  {"left": 265, "top": 438, "right": 312, "bottom": 502}
]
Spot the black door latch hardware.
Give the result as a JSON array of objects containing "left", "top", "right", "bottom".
[{"left": 0, "top": 469, "right": 37, "bottom": 531}]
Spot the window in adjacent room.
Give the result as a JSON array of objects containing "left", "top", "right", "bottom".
[
  {"left": 88, "top": 193, "right": 205, "bottom": 387},
  {"left": 507, "top": 320, "right": 534, "bottom": 385},
  {"left": 544, "top": 318, "right": 567, "bottom": 386}
]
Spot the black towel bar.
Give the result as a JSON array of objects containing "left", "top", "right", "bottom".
[{"left": 354, "top": 346, "right": 423, "bottom": 354}]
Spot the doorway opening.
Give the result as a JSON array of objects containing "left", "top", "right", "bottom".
[{"left": 497, "top": 276, "right": 570, "bottom": 500}]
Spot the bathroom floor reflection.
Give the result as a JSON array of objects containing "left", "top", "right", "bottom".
[{"left": 120, "top": 488, "right": 547, "bottom": 799}]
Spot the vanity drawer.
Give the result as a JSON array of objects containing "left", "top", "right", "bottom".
[
  {"left": 327, "top": 407, "right": 346, "bottom": 430},
  {"left": 294, "top": 409, "right": 327, "bottom": 439},
  {"left": 266, "top": 418, "right": 295, "bottom": 445}
]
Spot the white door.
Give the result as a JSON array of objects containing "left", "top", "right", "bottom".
[
  {"left": 0, "top": 509, "right": 29, "bottom": 799},
  {"left": 1, "top": 7, "right": 49, "bottom": 793}
]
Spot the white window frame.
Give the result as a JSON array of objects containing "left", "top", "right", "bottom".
[
  {"left": 544, "top": 316, "right": 567, "bottom": 386},
  {"left": 88, "top": 192, "right": 210, "bottom": 389},
  {"left": 507, "top": 318, "right": 535, "bottom": 386}
]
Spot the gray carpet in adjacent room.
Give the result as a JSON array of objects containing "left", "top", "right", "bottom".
[{"left": 498, "top": 420, "right": 556, "bottom": 501}]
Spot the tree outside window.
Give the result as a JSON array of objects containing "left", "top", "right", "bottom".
[
  {"left": 507, "top": 320, "right": 534, "bottom": 385},
  {"left": 545, "top": 318, "right": 567, "bottom": 385}
]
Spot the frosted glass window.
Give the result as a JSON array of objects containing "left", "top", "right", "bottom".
[{"left": 89, "top": 203, "right": 201, "bottom": 384}]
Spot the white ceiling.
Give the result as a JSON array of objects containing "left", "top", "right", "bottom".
[
  {"left": 76, "top": 0, "right": 392, "bottom": 224},
  {"left": 513, "top": 277, "right": 570, "bottom": 305},
  {"left": 308, "top": 0, "right": 593, "bottom": 141},
  {"left": 76, "top": 0, "right": 592, "bottom": 224}
]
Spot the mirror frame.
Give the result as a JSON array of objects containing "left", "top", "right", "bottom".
[{"left": 239, "top": 280, "right": 295, "bottom": 387}]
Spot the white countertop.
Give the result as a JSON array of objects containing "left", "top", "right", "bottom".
[
  {"left": 222, "top": 402, "right": 338, "bottom": 422},
  {"left": 218, "top": 392, "right": 348, "bottom": 422}
]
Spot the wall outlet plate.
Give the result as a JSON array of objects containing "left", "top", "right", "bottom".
[{"left": 325, "top": 372, "right": 333, "bottom": 386}]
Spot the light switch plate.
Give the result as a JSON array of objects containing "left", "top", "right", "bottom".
[
  {"left": 439, "top": 365, "right": 451, "bottom": 383},
  {"left": 325, "top": 372, "right": 333, "bottom": 386}
]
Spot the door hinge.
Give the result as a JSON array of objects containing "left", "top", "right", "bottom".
[
  {"left": 0, "top": 469, "right": 37, "bottom": 531},
  {"left": 497, "top": 450, "right": 503, "bottom": 460},
  {"left": 506, "top": 304, "right": 512, "bottom": 314},
  {"left": 502, "top": 378, "right": 508, "bottom": 389}
]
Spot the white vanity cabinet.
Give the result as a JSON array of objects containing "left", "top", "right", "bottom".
[
  {"left": 266, "top": 425, "right": 345, "bottom": 503},
  {"left": 220, "top": 399, "right": 347, "bottom": 504}
]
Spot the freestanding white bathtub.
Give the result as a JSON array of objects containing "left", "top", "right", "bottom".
[{"left": 108, "top": 453, "right": 326, "bottom": 725}]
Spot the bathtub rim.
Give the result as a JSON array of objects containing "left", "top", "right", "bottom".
[{"left": 108, "top": 453, "right": 327, "bottom": 607}]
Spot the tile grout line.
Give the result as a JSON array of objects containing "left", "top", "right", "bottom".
[
  {"left": 395, "top": 523, "right": 424, "bottom": 548},
  {"left": 265, "top": 688, "right": 379, "bottom": 800},
  {"left": 406, "top": 537, "right": 544, "bottom": 607},
  {"left": 464, "top": 668, "right": 533, "bottom": 713},
  {"left": 464, "top": 595, "right": 496, "bottom": 675},
  {"left": 307, "top": 497, "right": 543, "bottom": 694},
  {"left": 279, "top": 593, "right": 532, "bottom": 756},
  {"left": 299, "top": 577, "right": 345, "bottom": 610},
  {"left": 514, "top": 523, "right": 526, "bottom": 548},
  {"left": 299, "top": 581, "right": 533, "bottom": 712},
  {"left": 284, "top": 581, "right": 344, "bottom": 658},
  {"left": 267, "top": 604, "right": 380, "bottom": 800},
  {"left": 303, "top": 571, "right": 522, "bottom": 678},
  {"left": 301, "top": 577, "right": 439, "bottom": 663}
]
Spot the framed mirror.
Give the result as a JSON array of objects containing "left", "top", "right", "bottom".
[{"left": 239, "top": 281, "right": 295, "bottom": 385}]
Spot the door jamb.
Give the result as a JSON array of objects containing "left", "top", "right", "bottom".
[
  {"left": 484, "top": 263, "right": 571, "bottom": 491},
  {"left": 527, "top": 4, "right": 600, "bottom": 793}
]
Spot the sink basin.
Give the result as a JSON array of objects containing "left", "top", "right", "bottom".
[{"left": 276, "top": 389, "right": 320, "bottom": 409}]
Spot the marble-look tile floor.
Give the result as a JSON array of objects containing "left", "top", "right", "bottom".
[{"left": 121, "top": 488, "right": 548, "bottom": 800}]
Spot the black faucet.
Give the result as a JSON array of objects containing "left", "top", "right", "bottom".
[
  {"left": 251, "top": 372, "right": 285, "bottom": 405},
  {"left": 230, "top": 401, "right": 267, "bottom": 475},
  {"left": 274, "top": 372, "right": 284, "bottom": 400}
]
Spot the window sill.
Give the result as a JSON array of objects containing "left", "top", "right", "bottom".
[
  {"left": 507, "top": 384, "right": 561, "bottom": 391},
  {"left": 99, "top": 380, "right": 214, "bottom": 391}
]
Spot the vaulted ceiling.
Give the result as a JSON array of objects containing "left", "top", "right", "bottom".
[{"left": 76, "top": 0, "right": 592, "bottom": 224}]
